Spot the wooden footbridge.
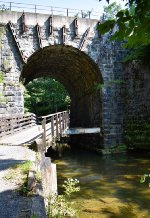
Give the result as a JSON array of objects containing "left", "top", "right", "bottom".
[
  {"left": 0, "top": 111, "right": 101, "bottom": 147},
  {"left": 0, "top": 111, "right": 69, "bottom": 146}
]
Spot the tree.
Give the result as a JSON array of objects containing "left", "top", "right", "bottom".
[
  {"left": 24, "top": 77, "right": 70, "bottom": 116},
  {"left": 103, "top": 2, "right": 122, "bottom": 20},
  {"left": 98, "top": 0, "right": 150, "bottom": 62}
]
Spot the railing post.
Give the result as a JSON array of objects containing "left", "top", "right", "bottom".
[
  {"left": 66, "top": 111, "right": 69, "bottom": 127},
  {"left": 58, "top": 114, "right": 62, "bottom": 137},
  {"left": 35, "top": 4, "right": 36, "bottom": 13},
  {"left": 22, "top": 11, "right": 26, "bottom": 33},
  {"left": 56, "top": 113, "right": 59, "bottom": 138},
  {"left": 51, "top": 115, "right": 54, "bottom": 139},
  {"left": 62, "top": 112, "right": 65, "bottom": 131},
  {"left": 64, "top": 111, "right": 67, "bottom": 129},
  {"left": 10, "top": 2, "right": 11, "bottom": 11},
  {"left": 51, "top": 6, "right": 53, "bottom": 15},
  {"left": 42, "top": 118, "right": 46, "bottom": 152},
  {"left": 89, "top": 11, "right": 91, "bottom": 19},
  {"left": 67, "top": 8, "right": 68, "bottom": 16}
]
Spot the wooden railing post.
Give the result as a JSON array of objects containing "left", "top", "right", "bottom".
[
  {"left": 62, "top": 112, "right": 65, "bottom": 131},
  {"left": 64, "top": 111, "right": 67, "bottom": 129},
  {"left": 0, "top": 111, "right": 69, "bottom": 139},
  {"left": 42, "top": 118, "right": 46, "bottom": 152},
  {"left": 51, "top": 115, "right": 54, "bottom": 139},
  {"left": 58, "top": 114, "right": 62, "bottom": 138},
  {"left": 56, "top": 113, "right": 59, "bottom": 138}
]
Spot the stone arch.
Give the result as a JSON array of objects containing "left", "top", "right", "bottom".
[{"left": 21, "top": 45, "right": 103, "bottom": 129}]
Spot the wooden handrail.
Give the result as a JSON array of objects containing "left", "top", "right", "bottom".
[
  {"left": 0, "top": 111, "right": 69, "bottom": 149},
  {"left": 40, "top": 111, "right": 69, "bottom": 150},
  {"left": 39, "top": 110, "right": 68, "bottom": 119},
  {"left": 0, "top": 113, "right": 37, "bottom": 137}
]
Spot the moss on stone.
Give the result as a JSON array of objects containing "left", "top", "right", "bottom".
[{"left": 124, "top": 117, "right": 150, "bottom": 150}]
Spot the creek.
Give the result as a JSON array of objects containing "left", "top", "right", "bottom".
[{"left": 54, "top": 148, "right": 150, "bottom": 218}]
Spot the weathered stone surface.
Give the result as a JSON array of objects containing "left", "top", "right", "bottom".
[
  {"left": 1, "top": 11, "right": 148, "bottom": 150},
  {"left": 123, "top": 62, "right": 150, "bottom": 150}
]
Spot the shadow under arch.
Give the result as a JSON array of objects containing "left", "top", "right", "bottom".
[{"left": 21, "top": 45, "right": 103, "bottom": 147}]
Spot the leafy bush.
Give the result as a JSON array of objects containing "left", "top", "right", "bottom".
[{"left": 47, "top": 178, "right": 80, "bottom": 218}]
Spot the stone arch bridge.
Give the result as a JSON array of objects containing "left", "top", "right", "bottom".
[{"left": 0, "top": 10, "right": 126, "bottom": 150}]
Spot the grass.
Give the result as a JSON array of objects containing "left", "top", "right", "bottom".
[
  {"left": 19, "top": 160, "right": 32, "bottom": 174},
  {"left": 3, "top": 161, "right": 31, "bottom": 181},
  {"left": 3, "top": 160, "right": 33, "bottom": 196}
]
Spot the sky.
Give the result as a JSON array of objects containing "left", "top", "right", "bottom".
[
  {"left": 20, "top": 0, "right": 126, "bottom": 11},
  {"left": 2, "top": 0, "right": 126, "bottom": 18}
]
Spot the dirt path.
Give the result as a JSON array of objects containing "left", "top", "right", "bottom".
[{"left": 0, "top": 145, "right": 36, "bottom": 218}]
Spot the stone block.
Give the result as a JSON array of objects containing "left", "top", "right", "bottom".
[
  {"left": 3, "top": 91, "right": 15, "bottom": 96},
  {"left": 16, "top": 101, "right": 23, "bottom": 107},
  {"left": 0, "top": 108, "right": 7, "bottom": 113},
  {"left": 8, "top": 102, "right": 16, "bottom": 107},
  {"left": 4, "top": 77, "right": 14, "bottom": 82},
  {"left": 0, "top": 103, "right": 7, "bottom": 108},
  {"left": 6, "top": 96, "right": 16, "bottom": 102}
]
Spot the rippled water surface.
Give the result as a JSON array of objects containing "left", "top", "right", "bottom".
[{"left": 54, "top": 148, "right": 150, "bottom": 218}]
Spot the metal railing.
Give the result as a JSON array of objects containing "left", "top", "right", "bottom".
[
  {"left": 0, "top": 0, "right": 101, "bottom": 19},
  {"left": 0, "top": 113, "right": 37, "bottom": 137}
]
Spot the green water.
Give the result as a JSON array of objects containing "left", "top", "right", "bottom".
[{"left": 54, "top": 148, "right": 150, "bottom": 218}]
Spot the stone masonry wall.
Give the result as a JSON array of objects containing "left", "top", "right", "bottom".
[
  {"left": 0, "top": 11, "right": 128, "bottom": 149},
  {"left": 123, "top": 62, "right": 150, "bottom": 150},
  {"left": 0, "top": 25, "right": 24, "bottom": 114}
]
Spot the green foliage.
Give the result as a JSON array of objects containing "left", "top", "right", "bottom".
[
  {"left": 24, "top": 77, "right": 71, "bottom": 116},
  {"left": 62, "top": 178, "right": 80, "bottom": 198},
  {"left": 19, "top": 160, "right": 32, "bottom": 174},
  {"left": 47, "top": 178, "right": 80, "bottom": 218},
  {"left": 98, "top": 0, "right": 150, "bottom": 62},
  {"left": 103, "top": 2, "right": 122, "bottom": 20},
  {"left": 140, "top": 174, "right": 150, "bottom": 188}
]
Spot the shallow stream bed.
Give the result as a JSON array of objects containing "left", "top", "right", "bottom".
[{"left": 54, "top": 149, "right": 150, "bottom": 218}]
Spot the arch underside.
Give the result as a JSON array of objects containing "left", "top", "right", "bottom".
[{"left": 21, "top": 45, "right": 103, "bottom": 128}]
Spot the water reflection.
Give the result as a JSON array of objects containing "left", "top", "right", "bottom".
[{"left": 54, "top": 148, "right": 150, "bottom": 218}]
